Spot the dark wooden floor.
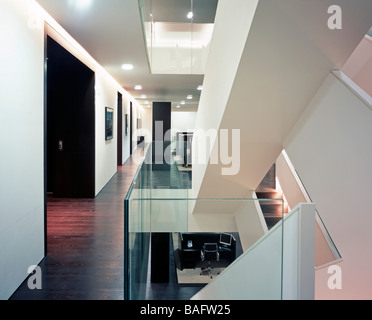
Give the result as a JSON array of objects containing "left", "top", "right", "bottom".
[
  {"left": 10, "top": 153, "right": 141, "bottom": 300},
  {"left": 10, "top": 148, "right": 199, "bottom": 300}
]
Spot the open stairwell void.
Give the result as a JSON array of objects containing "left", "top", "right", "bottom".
[{"left": 255, "top": 164, "right": 289, "bottom": 230}]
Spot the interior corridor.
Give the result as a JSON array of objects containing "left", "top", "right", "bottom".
[
  {"left": 10, "top": 148, "right": 201, "bottom": 300},
  {"left": 10, "top": 153, "right": 142, "bottom": 300}
]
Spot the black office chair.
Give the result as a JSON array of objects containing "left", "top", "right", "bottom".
[{"left": 200, "top": 243, "right": 220, "bottom": 278}]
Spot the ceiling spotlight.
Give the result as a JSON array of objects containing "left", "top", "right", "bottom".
[
  {"left": 141, "top": 95, "right": 147, "bottom": 99},
  {"left": 197, "top": 85, "right": 203, "bottom": 91},
  {"left": 187, "top": 95, "right": 193, "bottom": 100},
  {"left": 176, "top": 105, "right": 181, "bottom": 109},
  {"left": 181, "top": 101, "right": 186, "bottom": 105},
  {"left": 135, "top": 85, "right": 142, "bottom": 90},
  {"left": 121, "top": 64, "right": 133, "bottom": 70},
  {"left": 187, "top": 12, "right": 193, "bottom": 19}
]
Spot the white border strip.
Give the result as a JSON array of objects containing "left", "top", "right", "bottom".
[{"left": 332, "top": 70, "right": 372, "bottom": 111}]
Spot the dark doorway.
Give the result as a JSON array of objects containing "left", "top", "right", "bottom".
[
  {"left": 117, "top": 92, "right": 123, "bottom": 166},
  {"left": 46, "top": 36, "right": 95, "bottom": 198},
  {"left": 130, "top": 102, "right": 133, "bottom": 155}
]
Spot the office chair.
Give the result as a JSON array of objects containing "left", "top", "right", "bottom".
[{"left": 200, "top": 243, "right": 220, "bottom": 279}]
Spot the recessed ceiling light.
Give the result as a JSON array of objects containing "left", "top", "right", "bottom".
[
  {"left": 121, "top": 64, "right": 133, "bottom": 70},
  {"left": 135, "top": 85, "right": 142, "bottom": 90},
  {"left": 187, "top": 95, "right": 193, "bottom": 100},
  {"left": 181, "top": 101, "right": 185, "bottom": 105},
  {"left": 141, "top": 95, "right": 147, "bottom": 99},
  {"left": 187, "top": 12, "right": 193, "bottom": 19},
  {"left": 176, "top": 105, "right": 181, "bottom": 109},
  {"left": 197, "top": 85, "right": 203, "bottom": 91}
]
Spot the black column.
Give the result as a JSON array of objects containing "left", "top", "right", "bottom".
[
  {"left": 152, "top": 102, "right": 171, "bottom": 171},
  {"left": 151, "top": 233, "right": 170, "bottom": 283},
  {"left": 151, "top": 102, "right": 171, "bottom": 283}
]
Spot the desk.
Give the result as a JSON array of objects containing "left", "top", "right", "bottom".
[{"left": 175, "top": 233, "right": 236, "bottom": 270}]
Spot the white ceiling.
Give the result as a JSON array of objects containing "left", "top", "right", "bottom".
[{"left": 35, "top": 0, "right": 217, "bottom": 110}]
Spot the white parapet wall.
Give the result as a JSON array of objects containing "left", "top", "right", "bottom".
[
  {"left": 284, "top": 72, "right": 372, "bottom": 299},
  {"left": 191, "top": 203, "right": 316, "bottom": 300}
]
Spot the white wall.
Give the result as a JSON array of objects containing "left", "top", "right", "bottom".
[
  {"left": 141, "top": 106, "right": 152, "bottom": 144},
  {"left": 95, "top": 68, "right": 137, "bottom": 194},
  {"left": 191, "top": 0, "right": 259, "bottom": 199},
  {"left": 95, "top": 68, "right": 119, "bottom": 195},
  {"left": 171, "top": 111, "right": 197, "bottom": 133},
  {"left": 0, "top": 0, "right": 45, "bottom": 300},
  {"left": 192, "top": 204, "right": 316, "bottom": 300},
  {"left": 284, "top": 72, "right": 372, "bottom": 299}
]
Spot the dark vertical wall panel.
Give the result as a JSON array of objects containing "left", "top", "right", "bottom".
[
  {"left": 47, "top": 36, "right": 95, "bottom": 198},
  {"left": 117, "top": 92, "right": 123, "bottom": 166},
  {"left": 152, "top": 102, "right": 172, "bottom": 170},
  {"left": 152, "top": 102, "right": 171, "bottom": 142},
  {"left": 150, "top": 102, "right": 172, "bottom": 283},
  {"left": 130, "top": 102, "right": 133, "bottom": 155}
]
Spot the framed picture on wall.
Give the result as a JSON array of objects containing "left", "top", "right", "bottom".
[
  {"left": 125, "top": 114, "right": 128, "bottom": 135},
  {"left": 105, "top": 107, "right": 114, "bottom": 140}
]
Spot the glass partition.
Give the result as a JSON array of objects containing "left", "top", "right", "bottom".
[{"left": 124, "top": 152, "right": 285, "bottom": 300}]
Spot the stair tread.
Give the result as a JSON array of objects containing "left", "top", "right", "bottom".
[{"left": 256, "top": 191, "right": 283, "bottom": 197}]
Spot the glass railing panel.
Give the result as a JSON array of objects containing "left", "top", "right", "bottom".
[
  {"left": 125, "top": 197, "right": 284, "bottom": 300},
  {"left": 124, "top": 142, "right": 286, "bottom": 300}
]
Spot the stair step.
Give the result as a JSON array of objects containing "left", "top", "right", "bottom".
[
  {"left": 260, "top": 203, "right": 286, "bottom": 214},
  {"left": 256, "top": 191, "right": 283, "bottom": 199},
  {"left": 265, "top": 217, "right": 282, "bottom": 230}
]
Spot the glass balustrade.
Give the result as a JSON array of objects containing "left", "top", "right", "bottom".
[{"left": 124, "top": 143, "right": 285, "bottom": 300}]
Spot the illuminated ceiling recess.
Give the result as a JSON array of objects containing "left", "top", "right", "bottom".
[{"left": 139, "top": 0, "right": 218, "bottom": 75}]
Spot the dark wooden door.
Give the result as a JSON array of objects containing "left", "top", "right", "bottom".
[
  {"left": 117, "top": 92, "right": 123, "bottom": 166},
  {"left": 47, "top": 36, "right": 95, "bottom": 198},
  {"left": 130, "top": 102, "right": 133, "bottom": 155}
]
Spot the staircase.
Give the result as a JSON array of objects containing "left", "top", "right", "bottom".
[{"left": 256, "top": 164, "right": 289, "bottom": 230}]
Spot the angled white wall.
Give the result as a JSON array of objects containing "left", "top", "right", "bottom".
[
  {"left": 284, "top": 72, "right": 372, "bottom": 299},
  {"left": 342, "top": 35, "right": 372, "bottom": 97},
  {"left": 192, "top": 204, "right": 316, "bottom": 300},
  {"left": 192, "top": 0, "right": 259, "bottom": 199},
  {"left": 193, "top": 0, "right": 372, "bottom": 200}
]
